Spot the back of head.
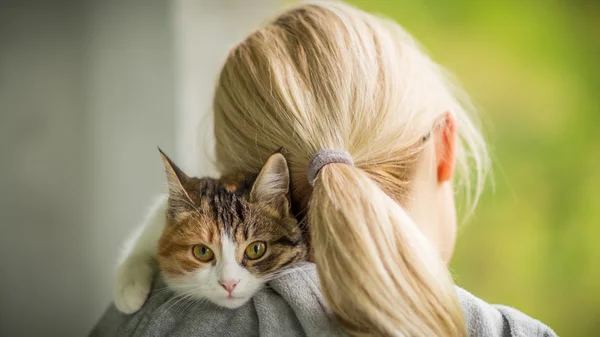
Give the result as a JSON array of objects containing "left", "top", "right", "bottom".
[{"left": 213, "top": 1, "right": 487, "bottom": 336}]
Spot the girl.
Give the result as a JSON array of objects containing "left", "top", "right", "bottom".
[{"left": 92, "top": 2, "right": 556, "bottom": 336}]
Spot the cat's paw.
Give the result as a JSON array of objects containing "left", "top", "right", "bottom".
[{"left": 114, "top": 260, "right": 154, "bottom": 314}]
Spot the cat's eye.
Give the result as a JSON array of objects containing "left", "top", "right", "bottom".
[
  {"left": 192, "top": 244, "right": 214, "bottom": 262},
  {"left": 245, "top": 241, "right": 267, "bottom": 260}
]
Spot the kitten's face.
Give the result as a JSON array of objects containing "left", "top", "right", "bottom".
[{"left": 157, "top": 151, "right": 307, "bottom": 308}]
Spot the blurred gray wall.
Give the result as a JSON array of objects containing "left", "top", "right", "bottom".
[{"left": 0, "top": 1, "right": 276, "bottom": 336}]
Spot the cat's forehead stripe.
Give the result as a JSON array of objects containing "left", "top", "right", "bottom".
[{"left": 190, "top": 178, "right": 251, "bottom": 242}]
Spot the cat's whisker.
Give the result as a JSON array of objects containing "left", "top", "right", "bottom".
[
  {"left": 164, "top": 289, "right": 202, "bottom": 312},
  {"left": 265, "top": 263, "right": 314, "bottom": 281},
  {"left": 162, "top": 295, "right": 184, "bottom": 310},
  {"left": 176, "top": 294, "right": 200, "bottom": 315},
  {"left": 151, "top": 286, "right": 173, "bottom": 295}
]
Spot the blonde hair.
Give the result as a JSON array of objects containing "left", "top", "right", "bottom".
[{"left": 212, "top": 2, "right": 488, "bottom": 336}]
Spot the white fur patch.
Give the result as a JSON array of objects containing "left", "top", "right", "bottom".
[
  {"left": 114, "top": 195, "right": 168, "bottom": 314},
  {"left": 114, "top": 258, "right": 154, "bottom": 314},
  {"left": 163, "top": 234, "right": 264, "bottom": 309}
]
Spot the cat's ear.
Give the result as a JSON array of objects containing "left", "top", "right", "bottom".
[
  {"left": 250, "top": 152, "right": 291, "bottom": 216},
  {"left": 158, "top": 147, "right": 192, "bottom": 202}
]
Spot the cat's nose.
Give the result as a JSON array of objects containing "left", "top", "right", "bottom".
[{"left": 219, "top": 279, "right": 240, "bottom": 294}]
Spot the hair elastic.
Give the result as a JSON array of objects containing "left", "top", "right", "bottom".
[{"left": 307, "top": 149, "right": 354, "bottom": 186}]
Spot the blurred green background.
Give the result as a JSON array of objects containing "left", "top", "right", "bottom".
[{"left": 343, "top": 1, "right": 600, "bottom": 336}]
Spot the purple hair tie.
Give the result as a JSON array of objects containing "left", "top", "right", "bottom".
[{"left": 307, "top": 149, "right": 354, "bottom": 186}]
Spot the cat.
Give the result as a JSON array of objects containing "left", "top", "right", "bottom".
[{"left": 113, "top": 150, "right": 308, "bottom": 313}]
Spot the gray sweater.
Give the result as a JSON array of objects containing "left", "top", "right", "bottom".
[{"left": 90, "top": 263, "right": 557, "bottom": 337}]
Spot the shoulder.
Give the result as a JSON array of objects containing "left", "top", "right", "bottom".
[
  {"left": 90, "top": 264, "right": 346, "bottom": 337},
  {"left": 90, "top": 276, "right": 260, "bottom": 337},
  {"left": 456, "top": 287, "right": 558, "bottom": 337}
]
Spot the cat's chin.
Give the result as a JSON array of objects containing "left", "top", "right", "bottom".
[{"left": 211, "top": 295, "right": 251, "bottom": 309}]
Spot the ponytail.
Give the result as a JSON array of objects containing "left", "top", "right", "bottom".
[
  {"left": 309, "top": 162, "right": 465, "bottom": 336},
  {"left": 212, "top": 2, "right": 489, "bottom": 335}
]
